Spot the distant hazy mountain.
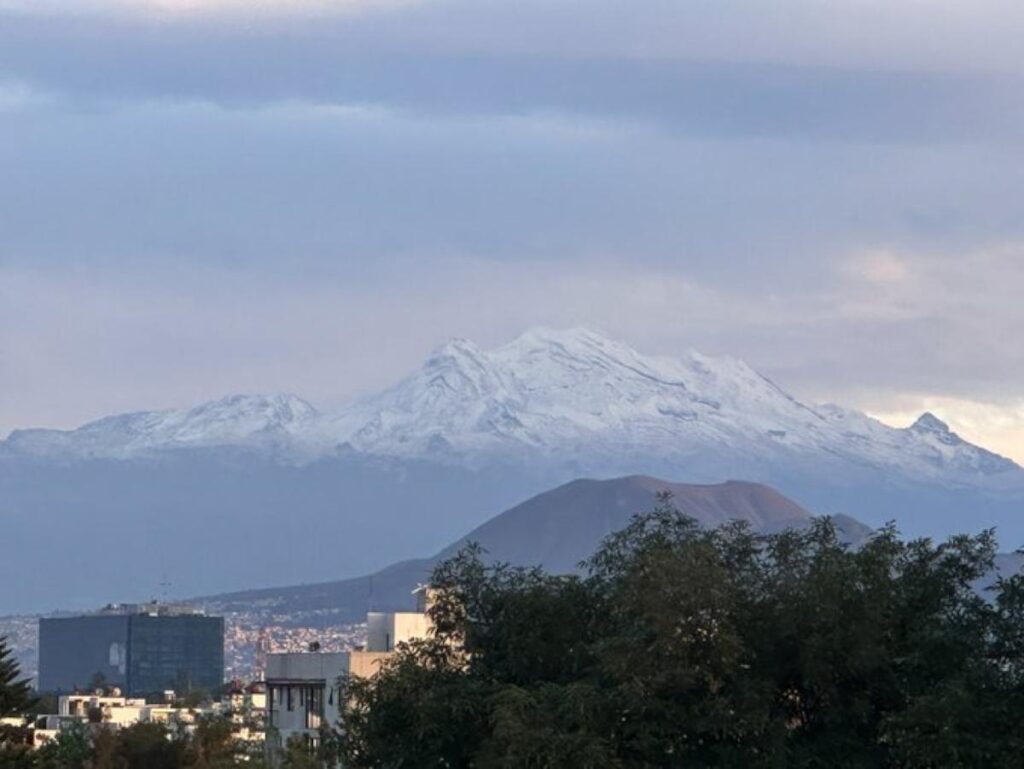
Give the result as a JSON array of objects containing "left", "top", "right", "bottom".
[
  {"left": 2, "top": 328, "right": 1022, "bottom": 614},
  {"left": 200, "top": 475, "right": 873, "bottom": 624}
]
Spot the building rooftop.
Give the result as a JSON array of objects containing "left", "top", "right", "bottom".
[{"left": 93, "top": 601, "right": 205, "bottom": 617}]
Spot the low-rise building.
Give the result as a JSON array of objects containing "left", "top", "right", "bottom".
[
  {"left": 266, "top": 650, "right": 391, "bottom": 750},
  {"left": 59, "top": 693, "right": 147, "bottom": 719},
  {"left": 16, "top": 687, "right": 268, "bottom": 750},
  {"left": 221, "top": 681, "right": 268, "bottom": 729},
  {"left": 265, "top": 589, "right": 434, "bottom": 760}
]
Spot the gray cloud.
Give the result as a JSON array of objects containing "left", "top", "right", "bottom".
[
  {"left": 2, "top": 0, "right": 1024, "bottom": 461},
  {"left": 6, "top": 0, "right": 1024, "bottom": 76},
  {"left": 2, "top": 8, "right": 1023, "bottom": 147}
]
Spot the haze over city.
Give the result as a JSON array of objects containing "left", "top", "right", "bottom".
[{"left": 3, "top": 0, "right": 1024, "bottom": 462}]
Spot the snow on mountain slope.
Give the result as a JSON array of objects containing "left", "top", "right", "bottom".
[
  {"left": 326, "top": 328, "right": 1020, "bottom": 486},
  {"left": 2, "top": 328, "right": 1020, "bottom": 489},
  {"left": 3, "top": 393, "right": 318, "bottom": 459},
  {"left": 330, "top": 328, "right": 816, "bottom": 460}
]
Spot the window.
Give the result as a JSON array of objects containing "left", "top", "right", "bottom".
[{"left": 305, "top": 686, "right": 324, "bottom": 730}]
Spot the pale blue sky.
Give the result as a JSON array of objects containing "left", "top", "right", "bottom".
[{"left": 3, "top": 0, "right": 1024, "bottom": 460}]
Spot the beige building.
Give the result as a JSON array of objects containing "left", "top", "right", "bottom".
[
  {"left": 24, "top": 691, "right": 268, "bottom": 749},
  {"left": 59, "top": 694, "right": 148, "bottom": 723},
  {"left": 365, "top": 610, "right": 432, "bottom": 653}
]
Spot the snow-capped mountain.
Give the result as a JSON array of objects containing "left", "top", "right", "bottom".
[
  {"left": 5, "top": 328, "right": 1019, "bottom": 490},
  {"left": 3, "top": 328, "right": 1023, "bottom": 615},
  {"left": 332, "top": 328, "right": 1019, "bottom": 486},
  {"left": 4, "top": 393, "right": 318, "bottom": 460}
]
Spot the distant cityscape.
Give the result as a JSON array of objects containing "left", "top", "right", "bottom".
[
  {"left": 0, "top": 612, "right": 366, "bottom": 685},
  {"left": 2, "top": 592, "right": 434, "bottom": 762}
]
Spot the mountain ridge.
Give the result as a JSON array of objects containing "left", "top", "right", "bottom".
[
  {"left": 199, "top": 474, "right": 872, "bottom": 624},
  {"left": 4, "top": 328, "right": 1020, "bottom": 490}
]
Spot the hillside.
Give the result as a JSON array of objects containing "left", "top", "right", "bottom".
[{"left": 199, "top": 475, "right": 871, "bottom": 624}]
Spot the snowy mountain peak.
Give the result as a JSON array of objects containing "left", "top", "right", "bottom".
[
  {"left": 3, "top": 328, "right": 1021, "bottom": 490},
  {"left": 903, "top": 410, "right": 1016, "bottom": 472},
  {"left": 333, "top": 328, "right": 1021, "bottom": 486},
  {"left": 502, "top": 326, "right": 672, "bottom": 368},
  {"left": 504, "top": 326, "right": 623, "bottom": 353},
  {"left": 911, "top": 412, "right": 955, "bottom": 438},
  {"left": 428, "top": 336, "right": 485, "bottom": 362}
]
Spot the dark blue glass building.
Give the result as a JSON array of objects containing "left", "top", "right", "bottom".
[{"left": 38, "top": 605, "right": 224, "bottom": 696}]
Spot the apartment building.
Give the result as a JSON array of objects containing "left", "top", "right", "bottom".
[{"left": 265, "top": 589, "right": 434, "bottom": 758}]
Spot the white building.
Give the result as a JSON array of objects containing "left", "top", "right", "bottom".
[
  {"left": 265, "top": 591, "right": 434, "bottom": 758},
  {"left": 265, "top": 650, "right": 392, "bottom": 751},
  {"left": 23, "top": 690, "right": 268, "bottom": 750}
]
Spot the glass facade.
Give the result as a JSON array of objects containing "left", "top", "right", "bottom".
[
  {"left": 38, "top": 613, "right": 224, "bottom": 696},
  {"left": 126, "top": 615, "right": 225, "bottom": 696},
  {"left": 38, "top": 616, "right": 131, "bottom": 694}
]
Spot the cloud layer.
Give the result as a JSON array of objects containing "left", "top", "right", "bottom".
[{"left": 2, "top": 0, "right": 1024, "bottom": 461}]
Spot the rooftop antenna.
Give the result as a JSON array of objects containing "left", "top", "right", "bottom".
[{"left": 159, "top": 559, "right": 171, "bottom": 604}]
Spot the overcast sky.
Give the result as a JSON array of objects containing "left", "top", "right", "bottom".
[{"left": 2, "top": 0, "right": 1024, "bottom": 461}]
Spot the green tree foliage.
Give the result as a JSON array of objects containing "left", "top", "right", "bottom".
[
  {"left": 108, "top": 722, "right": 186, "bottom": 769},
  {"left": 0, "top": 636, "right": 36, "bottom": 768},
  {"left": 23, "top": 715, "right": 265, "bottom": 769},
  {"left": 184, "top": 715, "right": 241, "bottom": 769},
  {"left": 35, "top": 722, "right": 90, "bottom": 769},
  {"left": 339, "top": 497, "right": 1024, "bottom": 768},
  {"left": 281, "top": 734, "right": 323, "bottom": 769},
  {"left": 0, "top": 637, "right": 35, "bottom": 722},
  {"left": 0, "top": 748, "right": 36, "bottom": 769}
]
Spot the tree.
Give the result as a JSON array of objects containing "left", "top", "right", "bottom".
[
  {"left": 185, "top": 714, "right": 240, "bottom": 769},
  {"left": 0, "top": 636, "right": 36, "bottom": 769},
  {"left": 112, "top": 722, "right": 186, "bottom": 769},
  {"left": 338, "top": 498, "right": 1024, "bottom": 768},
  {"left": 340, "top": 649, "right": 492, "bottom": 768},
  {"left": 281, "top": 734, "right": 323, "bottom": 769},
  {"left": 0, "top": 747, "right": 35, "bottom": 769},
  {"left": 35, "top": 721, "right": 90, "bottom": 769},
  {"left": 25, "top": 713, "right": 268, "bottom": 769},
  {"left": 0, "top": 637, "right": 34, "bottom": 722},
  {"left": 181, "top": 689, "right": 211, "bottom": 709}
]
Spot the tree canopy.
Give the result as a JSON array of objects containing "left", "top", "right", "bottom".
[
  {"left": 0, "top": 637, "right": 34, "bottom": 722},
  {"left": 338, "top": 497, "right": 1024, "bottom": 768},
  {"left": 0, "top": 635, "right": 37, "bottom": 767}
]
